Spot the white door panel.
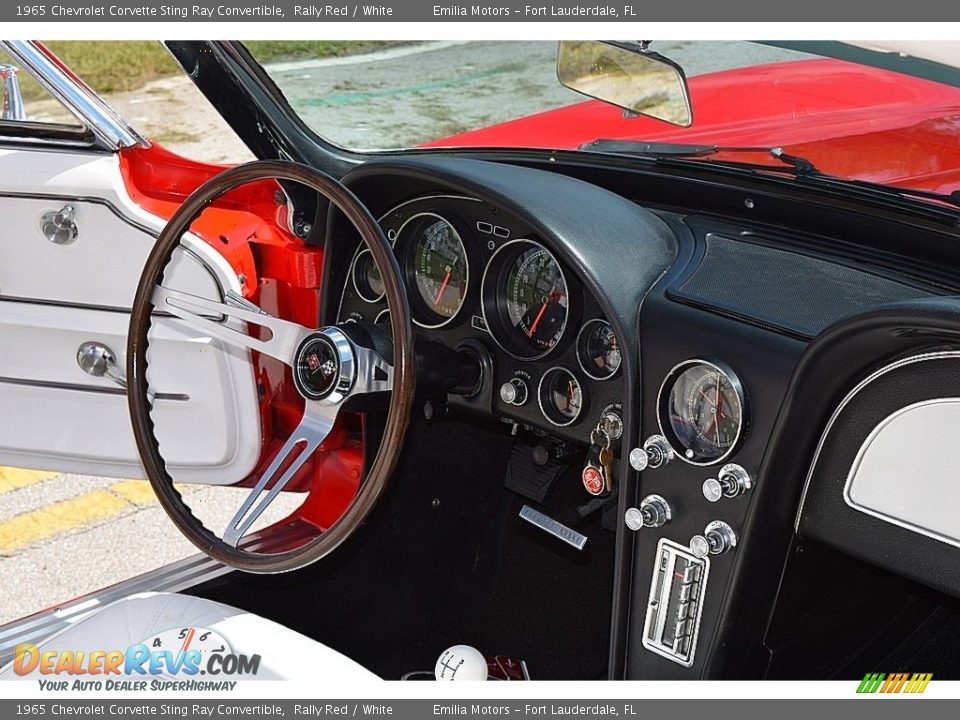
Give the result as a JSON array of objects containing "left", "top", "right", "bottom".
[
  {"left": 0, "top": 302, "right": 262, "bottom": 483},
  {"left": 0, "top": 147, "right": 264, "bottom": 482}
]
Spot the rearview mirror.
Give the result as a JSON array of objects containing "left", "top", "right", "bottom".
[
  {"left": 557, "top": 41, "right": 692, "bottom": 127},
  {"left": 1, "top": 64, "right": 26, "bottom": 121}
]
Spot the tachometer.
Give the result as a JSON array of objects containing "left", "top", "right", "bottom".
[
  {"left": 658, "top": 359, "right": 746, "bottom": 465},
  {"left": 482, "top": 239, "right": 570, "bottom": 360},
  {"left": 400, "top": 214, "right": 469, "bottom": 327}
]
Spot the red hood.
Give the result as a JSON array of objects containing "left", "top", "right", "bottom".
[{"left": 425, "top": 59, "right": 960, "bottom": 196}]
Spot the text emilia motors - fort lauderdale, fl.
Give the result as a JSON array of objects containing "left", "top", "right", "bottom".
[{"left": 15, "top": 3, "right": 638, "bottom": 18}]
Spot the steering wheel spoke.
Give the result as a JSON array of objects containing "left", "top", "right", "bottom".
[
  {"left": 153, "top": 285, "right": 311, "bottom": 366},
  {"left": 223, "top": 403, "right": 338, "bottom": 547},
  {"left": 128, "top": 160, "right": 414, "bottom": 573},
  {"left": 352, "top": 344, "right": 394, "bottom": 396}
]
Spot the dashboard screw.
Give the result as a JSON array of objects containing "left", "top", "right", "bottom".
[
  {"left": 431, "top": 498, "right": 441, "bottom": 508},
  {"left": 744, "top": 198, "right": 755, "bottom": 209},
  {"left": 487, "top": 240, "right": 496, "bottom": 251}
]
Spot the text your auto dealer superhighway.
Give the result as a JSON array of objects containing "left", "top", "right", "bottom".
[{"left": 47, "top": 4, "right": 285, "bottom": 17}]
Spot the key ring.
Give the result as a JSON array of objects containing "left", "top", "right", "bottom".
[{"left": 590, "top": 426, "right": 611, "bottom": 450}]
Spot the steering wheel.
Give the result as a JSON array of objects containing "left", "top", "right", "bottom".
[{"left": 126, "top": 160, "right": 415, "bottom": 573}]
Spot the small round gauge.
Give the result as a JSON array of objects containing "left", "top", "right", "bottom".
[
  {"left": 351, "top": 249, "right": 385, "bottom": 303},
  {"left": 401, "top": 214, "right": 469, "bottom": 327},
  {"left": 658, "top": 359, "right": 746, "bottom": 465},
  {"left": 538, "top": 367, "right": 585, "bottom": 427},
  {"left": 482, "top": 240, "right": 570, "bottom": 360},
  {"left": 577, "top": 319, "right": 621, "bottom": 380}
]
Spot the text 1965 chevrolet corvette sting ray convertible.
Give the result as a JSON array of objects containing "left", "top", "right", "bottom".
[{"left": 0, "top": 39, "right": 959, "bottom": 681}]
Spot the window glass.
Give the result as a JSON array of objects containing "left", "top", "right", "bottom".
[{"left": 0, "top": 48, "right": 84, "bottom": 128}]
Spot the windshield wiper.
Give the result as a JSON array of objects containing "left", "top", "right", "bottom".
[
  {"left": 580, "top": 139, "right": 960, "bottom": 209},
  {"left": 580, "top": 139, "right": 819, "bottom": 173}
]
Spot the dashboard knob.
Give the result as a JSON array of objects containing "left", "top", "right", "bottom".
[
  {"left": 499, "top": 378, "right": 528, "bottom": 406},
  {"left": 628, "top": 434, "right": 675, "bottom": 472},
  {"left": 690, "top": 520, "right": 737, "bottom": 557},
  {"left": 624, "top": 494, "right": 672, "bottom": 531},
  {"left": 702, "top": 464, "right": 753, "bottom": 503}
]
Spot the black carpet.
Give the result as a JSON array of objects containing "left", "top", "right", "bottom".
[{"left": 190, "top": 413, "right": 614, "bottom": 680}]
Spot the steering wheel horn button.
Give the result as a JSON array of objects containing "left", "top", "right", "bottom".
[{"left": 293, "top": 328, "right": 358, "bottom": 403}]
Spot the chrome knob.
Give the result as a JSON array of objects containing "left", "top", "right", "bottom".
[
  {"left": 702, "top": 464, "right": 752, "bottom": 503},
  {"left": 628, "top": 434, "right": 674, "bottom": 472},
  {"left": 690, "top": 520, "right": 737, "bottom": 557},
  {"left": 499, "top": 378, "right": 528, "bottom": 406},
  {"left": 625, "top": 494, "right": 672, "bottom": 531}
]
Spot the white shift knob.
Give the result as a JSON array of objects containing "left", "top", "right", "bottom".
[{"left": 435, "top": 645, "right": 488, "bottom": 681}]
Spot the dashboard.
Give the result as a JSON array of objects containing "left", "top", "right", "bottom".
[
  {"left": 335, "top": 193, "right": 626, "bottom": 447},
  {"left": 324, "top": 155, "right": 960, "bottom": 681}
]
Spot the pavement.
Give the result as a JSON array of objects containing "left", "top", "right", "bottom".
[{"left": 0, "top": 40, "right": 805, "bottom": 627}]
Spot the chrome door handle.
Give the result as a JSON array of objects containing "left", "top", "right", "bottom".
[{"left": 76, "top": 342, "right": 127, "bottom": 390}]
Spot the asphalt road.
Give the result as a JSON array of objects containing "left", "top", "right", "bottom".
[{"left": 0, "top": 40, "right": 806, "bottom": 627}]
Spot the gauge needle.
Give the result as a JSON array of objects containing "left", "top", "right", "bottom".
[
  {"left": 528, "top": 302, "right": 549, "bottom": 338},
  {"left": 434, "top": 271, "right": 452, "bottom": 307}
]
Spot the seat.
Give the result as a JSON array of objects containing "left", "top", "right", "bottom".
[{"left": 0, "top": 591, "right": 378, "bottom": 682}]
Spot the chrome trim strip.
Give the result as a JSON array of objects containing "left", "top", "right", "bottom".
[
  {"left": 0, "top": 375, "right": 188, "bottom": 402},
  {"left": 843, "top": 398, "right": 960, "bottom": 548},
  {"left": 0, "top": 521, "right": 317, "bottom": 665},
  {"left": 794, "top": 350, "right": 960, "bottom": 533},
  {"left": 0, "top": 41, "right": 147, "bottom": 150},
  {"left": 519, "top": 504, "right": 587, "bottom": 550}
]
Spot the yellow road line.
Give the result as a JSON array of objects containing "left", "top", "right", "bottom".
[
  {"left": 0, "top": 490, "right": 128, "bottom": 553},
  {"left": 108, "top": 479, "right": 160, "bottom": 506},
  {"left": 0, "top": 478, "right": 200, "bottom": 554},
  {"left": 0, "top": 467, "right": 59, "bottom": 494}
]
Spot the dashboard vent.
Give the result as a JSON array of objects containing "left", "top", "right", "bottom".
[{"left": 672, "top": 235, "right": 931, "bottom": 338}]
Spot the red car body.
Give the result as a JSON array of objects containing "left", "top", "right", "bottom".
[{"left": 426, "top": 58, "right": 960, "bottom": 196}]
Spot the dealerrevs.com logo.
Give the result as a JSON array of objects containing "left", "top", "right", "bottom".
[
  {"left": 12, "top": 627, "right": 260, "bottom": 692},
  {"left": 857, "top": 673, "right": 933, "bottom": 694}
]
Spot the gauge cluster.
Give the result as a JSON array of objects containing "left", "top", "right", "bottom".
[{"left": 336, "top": 194, "right": 623, "bottom": 443}]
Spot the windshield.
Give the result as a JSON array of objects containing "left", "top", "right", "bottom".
[{"left": 249, "top": 40, "right": 960, "bottom": 197}]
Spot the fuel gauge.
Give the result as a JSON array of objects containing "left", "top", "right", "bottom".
[{"left": 538, "top": 367, "right": 585, "bottom": 427}]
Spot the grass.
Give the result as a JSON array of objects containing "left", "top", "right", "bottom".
[{"left": 37, "top": 41, "right": 395, "bottom": 96}]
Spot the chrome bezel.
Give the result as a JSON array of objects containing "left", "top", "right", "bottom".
[
  {"left": 374, "top": 308, "right": 391, "bottom": 327},
  {"left": 576, "top": 318, "right": 621, "bottom": 380},
  {"left": 656, "top": 358, "right": 747, "bottom": 467},
  {"left": 395, "top": 211, "right": 469, "bottom": 330},
  {"left": 480, "top": 238, "right": 570, "bottom": 362},
  {"left": 537, "top": 366, "right": 584, "bottom": 428},
  {"left": 349, "top": 248, "right": 386, "bottom": 304}
]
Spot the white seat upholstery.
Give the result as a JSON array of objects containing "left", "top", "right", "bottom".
[{"left": 0, "top": 591, "right": 378, "bottom": 682}]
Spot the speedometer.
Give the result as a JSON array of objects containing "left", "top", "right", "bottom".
[
  {"left": 482, "top": 239, "right": 570, "bottom": 360},
  {"left": 400, "top": 214, "right": 469, "bottom": 328}
]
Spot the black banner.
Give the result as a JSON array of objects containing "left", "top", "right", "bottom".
[{"left": 2, "top": 0, "right": 959, "bottom": 22}]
